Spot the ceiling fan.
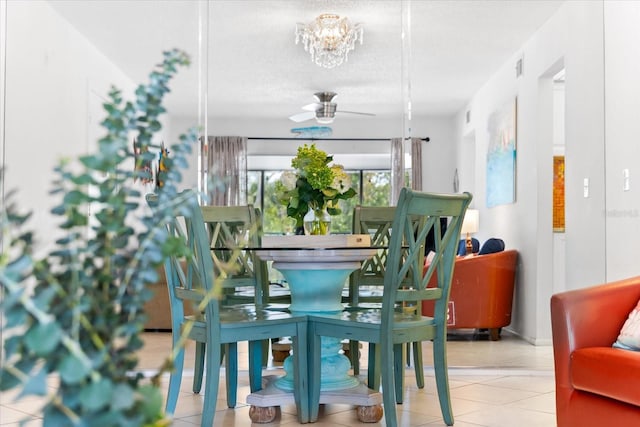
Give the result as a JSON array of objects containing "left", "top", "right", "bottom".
[{"left": 288, "top": 91, "right": 375, "bottom": 124}]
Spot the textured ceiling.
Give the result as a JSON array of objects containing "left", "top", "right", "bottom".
[{"left": 49, "top": 0, "right": 564, "bottom": 122}]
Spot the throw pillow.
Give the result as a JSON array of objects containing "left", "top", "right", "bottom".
[
  {"left": 613, "top": 298, "right": 640, "bottom": 350},
  {"left": 479, "top": 238, "right": 505, "bottom": 255},
  {"left": 457, "top": 238, "right": 479, "bottom": 256}
]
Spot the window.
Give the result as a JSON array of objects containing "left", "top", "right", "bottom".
[{"left": 248, "top": 169, "right": 401, "bottom": 234}]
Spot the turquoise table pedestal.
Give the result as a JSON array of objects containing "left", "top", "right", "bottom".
[
  {"left": 249, "top": 244, "right": 383, "bottom": 423},
  {"left": 272, "top": 264, "right": 361, "bottom": 392}
]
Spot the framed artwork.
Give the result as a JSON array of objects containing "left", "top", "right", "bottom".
[
  {"left": 486, "top": 98, "right": 517, "bottom": 208},
  {"left": 553, "top": 156, "right": 565, "bottom": 232}
]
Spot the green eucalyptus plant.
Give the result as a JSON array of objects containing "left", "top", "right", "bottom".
[{"left": 0, "top": 49, "right": 198, "bottom": 427}]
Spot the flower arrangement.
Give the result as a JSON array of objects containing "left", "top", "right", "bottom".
[{"left": 276, "top": 144, "right": 356, "bottom": 234}]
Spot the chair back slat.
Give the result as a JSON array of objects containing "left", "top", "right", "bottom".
[
  {"left": 382, "top": 189, "right": 472, "bottom": 329},
  {"left": 396, "top": 287, "right": 442, "bottom": 302},
  {"left": 175, "top": 287, "right": 205, "bottom": 302},
  {"left": 146, "top": 191, "right": 222, "bottom": 327},
  {"left": 350, "top": 206, "right": 397, "bottom": 304},
  {"left": 200, "top": 205, "right": 267, "bottom": 305}
]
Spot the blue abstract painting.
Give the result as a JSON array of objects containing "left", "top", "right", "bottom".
[{"left": 486, "top": 98, "right": 517, "bottom": 208}]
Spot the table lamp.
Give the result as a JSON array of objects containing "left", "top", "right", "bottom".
[{"left": 460, "top": 209, "right": 479, "bottom": 255}]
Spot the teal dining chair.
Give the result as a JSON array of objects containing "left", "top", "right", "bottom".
[
  {"left": 192, "top": 205, "right": 292, "bottom": 395},
  {"left": 193, "top": 205, "right": 291, "bottom": 393},
  {"left": 347, "top": 205, "right": 424, "bottom": 393},
  {"left": 308, "top": 188, "right": 472, "bottom": 426},
  {"left": 147, "top": 191, "right": 309, "bottom": 426},
  {"left": 191, "top": 204, "right": 265, "bottom": 396}
]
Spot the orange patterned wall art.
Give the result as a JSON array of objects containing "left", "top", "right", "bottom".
[{"left": 553, "top": 156, "right": 565, "bottom": 232}]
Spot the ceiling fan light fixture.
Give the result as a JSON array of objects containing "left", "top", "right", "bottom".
[
  {"left": 295, "top": 13, "right": 363, "bottom": 69},
  {"left": 315, "top": 115, "right": 335, "bottom": 124}
]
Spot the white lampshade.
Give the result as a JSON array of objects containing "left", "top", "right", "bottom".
[{"left": 460, "top": 209, "right": 479, "bottom": 235}]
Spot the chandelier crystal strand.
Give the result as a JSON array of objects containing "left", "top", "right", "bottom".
[{"left": 295, "top": 14, "right": 363, "bottom": 69}]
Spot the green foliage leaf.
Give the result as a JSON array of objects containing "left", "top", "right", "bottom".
[
  {"left": 3, "top": 305, "right": 29, "bottom": 329},
  {"left": 0, "top": 283, "right": 25, "bottom": 309},
  {"left": 18, "top": 366, "right": 48, "bottom": 398},
  {"left": 3, "top": 335, "right": 23, "bottom": 359},
  {"left": 110, "top": 383, "right": 135, "bottom": 411},
  {"left": 137, "top": 384, "right": 164, "bottom": 422},
  {"left": 42, "top": 406, "right": 72, "bottom": 427},
  {"left": 80, "top": 377, "right": 113, "bottom": 411},
  {"left": 59, "top": 354, "right": 90, "bottom": 384},
  {"left": 79, "top": 154, "right": 107, "bottom": 171},
  {"left": 0, "top": 358, "right": 37, "bottom": 391},
  {"left": 63, "top": 190, "right": 90, "bottom": 205},
  {"left": 0, "top": 366, "right": 22, "bottom": 391},
  {"left": 25, "top": 322, "right": 62, "bottom": 356}
]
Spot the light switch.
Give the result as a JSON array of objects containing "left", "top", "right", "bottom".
[
  {"left": 624, "top": 169, "right": 630, "bottom": 191},
  {"left": 583, "top": 178, "right": 589, "bottom": 198}
]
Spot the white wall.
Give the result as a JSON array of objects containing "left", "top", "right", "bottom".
[
  {"left": 452, "top": 1, "right": 607, "bottom": 344},
  {"left": 414, "top": 116, "right": 457, "bottom": 194},
  {"left": 1, "top": 1, "right": 6, "bottom": 205},
  {"left": 603, "top": 2, "right": 640, "bottom": 281},
  {"left": 2, "top": 1, "right": 151, "bottom": 254}
]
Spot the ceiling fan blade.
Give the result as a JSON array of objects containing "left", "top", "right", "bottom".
[
  {"left": 302, "top": 103, "right": 321, "bottom": 111},
  {"left": 337, "top": 110, "right": 376, "bottom": 117},
  {"left": 289, "top": 111, "right": 316, "bottom": 122}
]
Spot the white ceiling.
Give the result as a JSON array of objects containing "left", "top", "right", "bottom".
[{"left": 49, "top": 0, "right": 564, "bottom": 123}]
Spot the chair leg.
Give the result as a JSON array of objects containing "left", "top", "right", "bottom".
[
  {"left": 248, "top": 340, "right": 263, "bottom": 392},
  {"left": 381, "top": 341, "right": 398, "bottom": 427},
  {"left": 367, "top": 343, "right": 381, "bottom": 391},
  {"left": 261, "top": 339, "right": 270, "bottom": 367},
  {"left": 412, "top": 341, "right": 425, "bottom": 389},
  {"left": 433, "top": 332, "right": 454, "bottom": 426},
  {"left": 201, "top": 337, "right": 222, "bottom": 427},
  {"left": 489, "top": 328, "right": 501, "bottom": 341},
  {"left": 225, "top": 343, "right": 238, "bottom": 408},
  {"left": 393, "top": 344, "right": 404, "bottom": 404},
  {"left": 192, "top": 342, "right": 205, "bottom": 393},
  {"left": 405, "top": 342, "right": 411, "bottom": 366},
  {"left": 308, "top": 322, "right": 322, "bottom": 423},
  {"left": 293, "top": 322, "right": 309, "bottom": 423},
  {"left": 165, "top": 336, "right": 185, "bottom": 415},
  {"left": 349, "top": 340, "right": 360, "bottom": 375}
]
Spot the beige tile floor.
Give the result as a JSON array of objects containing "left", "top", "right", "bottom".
[{"left": 0, "top": 330, "right": 556, "bottom": 427}]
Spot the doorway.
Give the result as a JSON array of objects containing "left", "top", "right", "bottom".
[{"left": 552, "top": 68, "right": 566, "bottom": 294}]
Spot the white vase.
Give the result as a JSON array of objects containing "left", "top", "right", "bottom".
[{"left": 303, "top": 206, "right": 331, "bottom": 235}]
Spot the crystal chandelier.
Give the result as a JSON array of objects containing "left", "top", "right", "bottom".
[{"left": 295, "top": 13, "right": 363, "bottom": 69}]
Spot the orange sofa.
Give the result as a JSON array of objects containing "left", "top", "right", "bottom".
[
  {"left": 422, "top": 249, "right": 518, "bottom": 340},
  {"left": 551, "top": 277, "right": 640, "bottom": 427}
]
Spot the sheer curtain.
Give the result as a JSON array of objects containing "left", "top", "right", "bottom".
[
  {"left": 411, "top": 137, "right": 423, "bottom": 191},
  {"left": 391, "top": 137, "right": 424, "bottom": 204},
  {"left": 204, "top": 136, "right": 247, "bottom": 206},
  {"left": 390, "top": 137, "right": 404, "bottom": 205}
]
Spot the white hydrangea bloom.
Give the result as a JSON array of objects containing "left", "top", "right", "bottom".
[
  {"left": 330, "top": 165, "right": 351, "bottom": 193},
  {"left": 281, "top": 170, "right": 297, "bottom": 191}
]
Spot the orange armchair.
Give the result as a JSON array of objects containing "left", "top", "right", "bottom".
[
  {"left": 422, "top": 249, "right": 518, "bottom": 340},
  {"left": 551, "top": 277, "right": 640, "bottom": 427}
]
